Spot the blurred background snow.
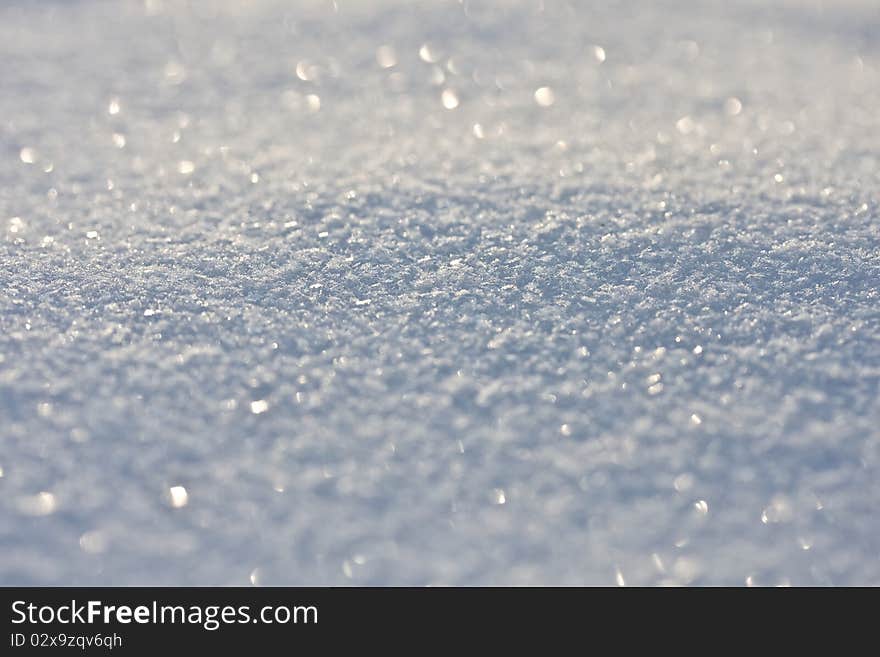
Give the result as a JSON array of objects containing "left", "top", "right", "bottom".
[{"left": 1, "top": 0, "right": 879, "bottom": 585}]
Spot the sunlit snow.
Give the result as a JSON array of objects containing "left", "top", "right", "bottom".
[{"left": 1, "top": 0, "right": 879, "bottom": 585}]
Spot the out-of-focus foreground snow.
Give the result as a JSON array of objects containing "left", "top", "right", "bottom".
[{"left": 1, "top": 0, "right": 879, "bottom": 585}]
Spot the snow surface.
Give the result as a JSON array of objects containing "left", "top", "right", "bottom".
[{"left": 1, "top": 0, "right": 879, "bottom": 586}]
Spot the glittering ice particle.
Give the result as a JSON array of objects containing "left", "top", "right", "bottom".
[
  {"left": 18, "top": 492, "right": 58, "bottom": 516},
  {"left": 419, "top": 43, "right": 440, "bottom": 63},
  {"left": 534, "top": 86, "right": 555, "bottom": 107},
  {"left": 441, "top": 89, "right": 459, "bottom": 110},
  {"left": 250, "top": 399, "right": 269, "bottom": 414},
  {"left": 168, "top": 486, "right": 189, "bottom": 508}
]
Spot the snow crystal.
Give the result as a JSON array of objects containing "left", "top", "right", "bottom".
[{"left": 0, "top": 0, "right": 879, "bottom": 585}]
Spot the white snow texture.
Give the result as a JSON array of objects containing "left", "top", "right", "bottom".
[{"left": 1, "top": 0, "right": 879, "bottom": 586}]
